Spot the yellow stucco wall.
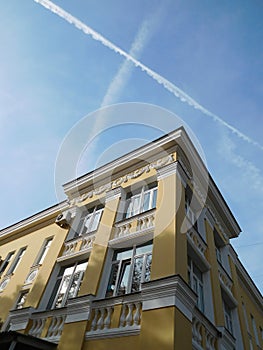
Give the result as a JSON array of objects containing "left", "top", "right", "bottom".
[{"left": 0, "top": 221, "right": 66, "bottom": 321}]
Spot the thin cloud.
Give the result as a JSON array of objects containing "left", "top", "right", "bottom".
[
  {"left": 34, "top": 0, "right": 263, "bottom": 151},
  {"left": 78, "top": 12, "right": 161, "bottom": 173},
  {"left": 101, "top": 12, "right": 159, "bottom": 107},
  {"left": 220, "top": 132, "right": 263, "bottom": 193}
]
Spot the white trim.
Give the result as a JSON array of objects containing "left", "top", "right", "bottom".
[
  {"left": 157, "top": 160, "right": 188, "bottom": 187},
  {"left": 105, "top": 187, "right": 123, "bottom": 203},
  {"left": 86, "top": 325, "right": 140, "bottom": 340},
  {"left": 0, "top": 202, "right": 68, "bottom": 238},
  {"left": 65, "top": 295, "right": 92, "bottom": 324},
  {"left": 141, "top": 275, "right": 197, "bottom": 321},
  {"left": 109, "top": 229, "right": 153, "bottom": 249}
]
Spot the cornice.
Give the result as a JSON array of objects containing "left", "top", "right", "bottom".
[
  {"left": 0, "top": 201, "right": 68, "bottom": 240},
  {"left": 63, "top": 128, "right": 185, "bottom": 196},
  {"left": 141, "top": 274, "right": 197, "bottom": 321},
  {"left": 228, "top": 245, "right": 263, "bottom": 310},
  {"left": 68, "top": 154, "right": 174, "bottom": 206}
]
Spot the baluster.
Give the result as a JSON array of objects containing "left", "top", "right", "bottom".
[
  {"left": 125, "top": 303, "right": 134, "bottom": 326},
  {"left": 47, "top": 317, "right": 57, "bottom": 338},
  {"left": 104, "top": 307, "right": 113, "bottom": 329},
  {"left": 148, "top": 214, "right": 154, "bottom": 227},
  {"left": 91, "top": 309, "right": 99, "bottom": 331},
  {"left": 133, "top": 302, "right": 141, "bottom": 325},
  {"left": 57, "top": 315, "right": 65, "bottom": 337},
  {"left": 97, "top": 308, "right": 105, "bottom": 330},
  {"left": 119, "top": 304, "right": 127, "bottom": 327}
]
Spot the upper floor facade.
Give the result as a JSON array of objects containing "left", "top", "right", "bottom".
[{"left": 0, "top": 127, "right": 262, "bottom": 350}]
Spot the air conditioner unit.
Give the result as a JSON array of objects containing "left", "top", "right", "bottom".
[{"left": 55, "top": 210, "right": 71, "bottom": 228}]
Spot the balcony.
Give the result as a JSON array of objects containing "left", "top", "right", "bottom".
[
  {"left": 86, "top": 293, "right": 142, "bottom": 339},
  {"left": 109, "top": 209, "right": 155, "bottom": 248},
  {"left": 29, "top": 308, "right": 67, "bottom": 343},
  {"left": 186, "top": 221, "right": 208, "bottom": 268},
  {"left": 192, "top": 308, "right": 219, "bottom": 350},
  {"left": 57, "top": 233, "right": 96, "bottom": 262},
  {"left": 218, "top": 263, "right": 233, "bottom": 293}
]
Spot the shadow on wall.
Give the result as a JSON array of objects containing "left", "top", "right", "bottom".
[{"left": 0, "top": 278, "right": 45, "bottom": 331}]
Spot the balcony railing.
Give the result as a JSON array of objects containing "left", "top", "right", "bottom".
[
  {"left": 111, "top": 210, "right": 155, "bottom": 244},
  {"left": 29, "top": 308, "right": 67, "bottom": 343},
  {"left": 187, "top": 224, "right": 207, "bottom": 258},
  {"left": 86, "top": 293, "right": 142, "bottom": 339},
  {"left": 218, "top": 263, "right": 233, "bottom": 293},
  {"left": 192, "top": 308, "right": 219, "bottom": 350},
  {"left": 58, "top": 233, "right": 96, "bottom": 260}
]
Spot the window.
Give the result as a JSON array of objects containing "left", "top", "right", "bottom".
[
  {"left": 0, "top": 251, "right": 15, "bottom": 275},
  {"left": 251, "top": 314, "right": 259, "bottom": 345},
  {"left": 185, "top": 191, "right": 198, "bottom": 230},
  {"left": 49, "top": 261, "right": 88, "bottom": 309},
  {"left": 242, "top": 302, "right": 249, "bottom": 332},
  {"left": 125, "top": 184, "right": 157, "bottom": 219},
  {"left": 188, "top": 257, "right": 204, "bottom": 312},
  {"left": 76, "top": 206, "right": 103, "bottom": 236},
  {"left": 16, "top": 291, "right": 29, "bottom": 309},
  {"left": 6, "top": 248, "right": 26, "bottom": 275},
  {"left": 215, "top": 246, "right": 222, "bottom": 264},
  {"left": 106, "top": 242, "right": 152, "bottom": 297},
  {"left": 35, "top": 237, "right": 53, "bottom": 265},
  {"left": 223, "top": 300, "right": 233, "bottom": 334}
]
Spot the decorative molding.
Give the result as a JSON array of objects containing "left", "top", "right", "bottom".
[
  {"left": 86, "top": 325, "right": 140, "bottom": 340},
  {"left": 69, "top": 154, "right": 174, "bottom": 206},
  {"left": 141, "top": 275, "right": 197, "bottom": 321},
  {"left": 8, "top": 307, "right": 34, "bottom": 332},
  {"left": 0, "top": 202, "right": 69, "bottom": 239},
  {"left": 105, "top": 187, "right": 123, "bottom": 203},
  {"left": 65, "top": 295, "right": 92, "bottom": 324},
  {"left": 0, "top": 276, "right": 11, "bottom": 292},
  {"left": 218, "top": 326, "right": 236, "bottom": 350}
]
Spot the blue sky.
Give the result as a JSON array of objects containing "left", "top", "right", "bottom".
[{"left": 0, "top": 0, "right": 262, "bottom": 292}]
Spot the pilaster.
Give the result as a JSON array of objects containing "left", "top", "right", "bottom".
[{"left": 151, "top": 161, "right": 188, "bottom": 281}]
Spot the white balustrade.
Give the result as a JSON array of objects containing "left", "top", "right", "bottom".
[
  {"left": 114, "top": 210, "right": 155, "bottom": 239},
  {"left": 218, "top": 264, "right": 233, "bottom": 292},
  {"left": 192, "top": 317, "right": 202, "bottom": 345},
  {"left": 81, "top": 234, "right": 95, "bottom": 251},
  {"left": 187, "top": 227, "right": 207, "bottom": 256},
  {"left": 192, "top": 309, "right": 219, "bottom": 350},
  {"left": 137, "top": 213, "right": 155, "bottom": 231},
  {"left": 29, "top": 317, "right": 46, "bottom": 338},
  {"left": 28, "top": 311, "right": 66, "bottom": 342},
  {"left": 90, "top": 306, "right": 113, "bottom": 331},
  {"left": 119, "top": 302, "right": 141, "bottom": 327},
  {"left": 205, "top": 330, "right": 216, "bottom": 350},
  {"left": 46, "top": 315, "right": 66, "bottom": 340},
  {"left": 63, "top": 241, "right": 78, "bottom": 256},
  {"left": 115, "top": 222, "right": 132, "bottom": 238}
]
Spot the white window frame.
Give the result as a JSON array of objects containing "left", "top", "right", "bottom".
[
  {"left": 35, "top": 237, "right": 53, "bottom": 266},
  {"left": 215, "top": 246, "right": 222, "bottom": 264},
  {"left": 77, "top": 206, "right": 103, "bottom": 236},
  {"left": 0, "top": 251, "right": 15, "bottom": 275},
  {"left": 16, "top": 290, "right": 29, "bottom": 309},
  {"left": 185, "top": 194, "right": 198, "bottom": 229},
  {"left": 51, "top": 261, "right": 88, "bottom": 309},
  {"left": 6, "top": 248, "right": 26, "bottom": 275},
  {"left": 223, "top": 300, "right": 233, "bottom": 334},
  {"left": 106, "top": 243, "right": 153, "bottom": 297},
  {"left": 251, "top": 314, "right": 259, "bottom": 345},
  {"left": 188, "top": 257, "right": 204, "bottom": 312},
  {"left": 125, "top": 185, "right": 157, "bottom": 219}
]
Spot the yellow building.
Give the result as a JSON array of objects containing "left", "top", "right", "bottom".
[{"left": 0, "top": 127, "right": 262, "bottom": 350}]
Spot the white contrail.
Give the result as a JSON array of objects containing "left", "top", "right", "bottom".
[
  {"left": 34, "top": 0, "right": 263, "bottom": 151},
  {"left": 101, "top": 11, "right": 159, "bottom": 107}
]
